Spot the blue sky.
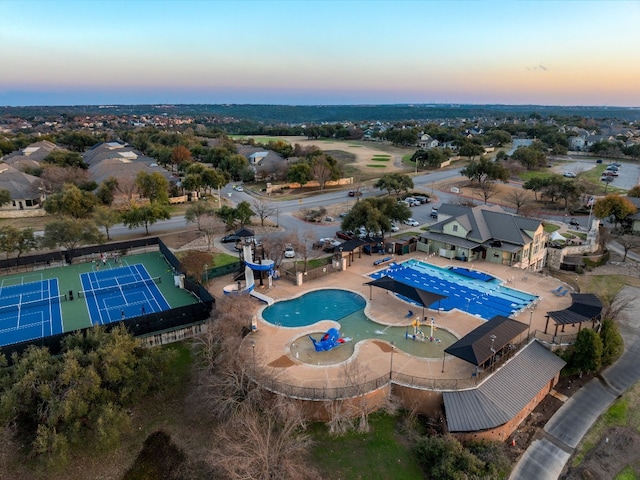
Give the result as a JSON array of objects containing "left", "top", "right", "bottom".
[{"left": 1, "top": 0, "right": 639, "bottom": 107}]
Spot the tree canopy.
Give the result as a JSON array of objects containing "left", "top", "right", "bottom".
[
  {"left": 0, "top": 326, "right": 175, "bottom": 460},
  {"left": 374, "top": 173, "right": 414, "bottom": 196},
  {"left": 41, "top": 217, "right": 105, "bottom": 252},
  {"left": 593, "top": 195, "right": 637, "bottom": 227},
  {"left": 43, "top": 183, "right": 98, "bottom": 219}
]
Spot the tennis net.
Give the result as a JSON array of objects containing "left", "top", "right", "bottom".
[
  {"left": 0, "top": 294, "right": 67, "bottom": 316},
  {"left": 78, "top": 276, "right": 162, "bottom": 299}
]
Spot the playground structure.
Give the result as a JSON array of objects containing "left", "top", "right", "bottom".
[
  {"left": 407, "top": 316, "right": 441, "bottom": 343},
  {"left": 223, "top": 244, "right": 275, "bottom": 305},
  {"left": 309, "top": 327, "right": 351, "bottom": 352}
]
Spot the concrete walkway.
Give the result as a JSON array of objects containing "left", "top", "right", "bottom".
[{"left": 509, "top": 285, "right": 640, "bottom": 479}]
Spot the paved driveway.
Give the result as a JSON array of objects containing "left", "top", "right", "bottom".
[{"left": 510, "top": 286, "right": 640, "bottom": 479}]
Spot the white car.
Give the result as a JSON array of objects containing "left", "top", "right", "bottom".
[
  {"left": 562, "top": 172, "right": 576, "bottom": 178},
  {"left": 390, "top": 223, "right": 400, "bottom": 232},
  {"left": 284, "top": 244, "right": 295, "bottom": 258},
  {"left": 404, "top": 218, "right": 419, "bottom": 227},
  {"left": 233, "top": 185, "right": 244, "bottom": 191}
]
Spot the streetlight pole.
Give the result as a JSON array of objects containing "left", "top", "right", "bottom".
[
  {"left": 389, "top": 341, "right": 395, "bottom": 380},
  {"left": 528, "top": 308, "right": 534, "bottom": 341},
  {"left": 203, "top": 263, "right": 208, "bottom": 283},
  {"left": 251, "top": 340, "right": 256, "bottom": 378},
  {"left": 489, "top": 334, "right": 497, "bottom": 371},
  {"left": 276, "top": 206, "right": 279, "bottom": 228}
]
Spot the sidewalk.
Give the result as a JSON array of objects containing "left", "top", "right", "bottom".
[{"left": 509, "top": 285, "right": 640, "bottom": 479}]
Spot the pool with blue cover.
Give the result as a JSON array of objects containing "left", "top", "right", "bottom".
[{"left": 371, "top": 260, "right": 537, "bottom": 320}]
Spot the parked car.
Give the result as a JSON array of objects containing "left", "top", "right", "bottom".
[
  {"left": 606, "top": 165, "right": 619, "bottom": 171},
  {"left": 397, "top": 200, "right": 410, "bottom": 207},
  {"left": 233, "top": 185, "right": 244, "bottom": 191},
  {"left": 348, "top": 190, "right": 362, "bottom": 197},
  {"left": 430, "top": 208, "right": 439, "bottom": 219},
  {"left": 284, "top": 244, "right": 295, "bottom": 258},
  {"left": 596, "top": 159, "right": 603, "bottom": 164},
  {"left": 390, "top": 223, "right": 400, "bottom": 232},
  {"left": 336, "top": 230, "right": 355, "bottom": 240},
  {"left": 414, "top": 195, "right": 429, "bottom": 204},
  {"left": 602, "top": 170, "right": 617, "bottom": 177},
  {"left": 404, "top": 218, "right": 419, "bottom": 227},
  {"left": 221, "top": 234, "right": 241, "bottom": 243},
  {"left": 563, "top": 172, "right": 576, "bottom": 178},
  {"left": 569, "top": 218, "right": 580, "bottom": 227}
]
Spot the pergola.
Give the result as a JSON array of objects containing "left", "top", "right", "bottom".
[{"left": 544, "top": 293, "right": 602, "bottom": 336}]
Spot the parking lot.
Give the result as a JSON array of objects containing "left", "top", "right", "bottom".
[{"left": 556, "top": 158, "right": 640, "bottom": 190}]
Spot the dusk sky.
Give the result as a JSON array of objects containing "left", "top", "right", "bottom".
[{"left": 2, "top": 0, "right": 639, "bottom": 107}]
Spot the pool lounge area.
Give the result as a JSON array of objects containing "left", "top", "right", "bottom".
[{"left": 371, "top": 260, "right": 538, "bottom": 320}]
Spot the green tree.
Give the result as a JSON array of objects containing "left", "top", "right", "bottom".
[
  {"left": 411, "top": 148, "right": 448, "bottom": 169},
  {"left": 600, "top": 318, "right": 623, "bottom": 366},
  {"left": 0, "top": 326, "right": 174, "bottom": 460},
  {"left": 570, "top": 328, "right": 603, "bottom": 375},
  {"left": 593, "top": 195, "right": 637, "bottom": 227},
  {"left": 95, "top": 177, "right": 119, "bottom": 206},
  {"left": 286, "top": 162, "right": 312, "bottom": 185},
  {"left": 235, "top": 201, "right": 254, "bottom": 227},
  {"left": 0, "top": 189, "right": 11, "bottom": 206},
  {"left": 460, "top": 156, "right": 509, "bottom": 204},
  {"left": 374, "top": 173, "right": 414, "bottom": 196},
  {"left": 92, "top": 205, "right": 122, "bottom": 240},
  {"left": 0, "top": 225, "right": 36, "bottom": 259},
  {"left": 511, "top": 144, "right": 547, "bottom": 170},
  {"left": 42, "top": 217, "right": 105, "bottom": 253},
  {"left": 135, "top": 172, "right": 170, "bottom": 204},
  {"left": 42, "top": 150, "right": 87, "bottom": 169},
  {"left": 341, "top": 197, "right": 410, "bottom": 238},
  {"left": 216, "top": 205, "right": 239, "bottom": 230},
  {"left": 121, "top": 203, "right": 171, "bottom": 235},
  {"left": 43, "top": 183, "right": 98, "bottom": 218},
  {"left": 458, "top": 141, "right": 485, "bottom": 160},
  {"left": 523, "top": 177, "right": 548, "bottom": 201}
]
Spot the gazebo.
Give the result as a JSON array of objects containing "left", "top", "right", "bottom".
[
  {"left": 544, "top": 293, "right": 602, "bottom": 336},
  {"left": 443, "top": 315, "right": 529, "bottom": 373}
]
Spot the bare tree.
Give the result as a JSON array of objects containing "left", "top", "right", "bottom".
[
  {"left": 477, "top": 181, "right": 499, "bottom": 205},
  {"left": 601, "top": 289, "right": 635, "bottom": 323},
  {"left": 613, "top": 232, "right": 640, "bottom": 262},
  {"left": 252, "top": 199, "right": 276, "bottom": 227},
  {"left": 311, "top": 155, "right": 333, "bottom": 190},
  {"left": 509, "top": 189, "right": 530, "bottom": 214},
  {"left": 207, "top": 398, "right": 318, "bottom": 480}
]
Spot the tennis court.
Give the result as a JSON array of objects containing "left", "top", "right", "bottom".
[
  {"left": 0, "top": 278, "right": 65, "bottom": 346},
  {"left": 80, "top": 264, "right": 171, "bottom": 325}
]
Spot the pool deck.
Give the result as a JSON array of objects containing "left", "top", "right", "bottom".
[{"left": 208, "top": 253, "right": 576, "bottom": 391}]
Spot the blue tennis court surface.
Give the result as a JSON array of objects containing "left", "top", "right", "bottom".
[
  {"left": 371, "top": 260, "right": 538, "bottom": 320},
  {"left": 0, "top": 279, "right": 64, "bottom": 347},
  {"left": 80, "top": 264, "right": 170, "bottom": 326}
]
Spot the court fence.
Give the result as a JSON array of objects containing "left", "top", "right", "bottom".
[{"left": 0, "top": 238, "right": 215, "bottom": 361}]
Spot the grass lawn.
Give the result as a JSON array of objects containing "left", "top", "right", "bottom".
[
  {"left": 370, "top": 157, "right": 390, "bottom": 162},
  {"left": 577, "top": 274, "right": 640, "bottom": 299},
  {"left": 367, "top": 164, "right": 387, "bottom": 168},
  {"left": 309, "top": 414, "right": 424, "bottom": 480},
  {"left": 572, "top": 382, "right": 640, "bottom": 468},
  {"left": 543, "top": 223, "right": 561, "bottom": 233}
]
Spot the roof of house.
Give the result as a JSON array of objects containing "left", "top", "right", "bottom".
[
  {"left": 3, "top": 140, "right": 60, "bottom": 166},
  {"left": 88, "top": 157, "right": 174, "bottom": 186},
  {"left": 444, "top": 315, "right": 529, "bottom": 366},
  {"left": 443, "top": 340, "right": 566, "bottom": 432},
  {"left": 427, "top": 204, "right": 541, "bottom": 247},
  {"left": 0, "top": 163, "right": 43, "bottom": 199}
]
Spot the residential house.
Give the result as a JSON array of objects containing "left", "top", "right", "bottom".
[
  {"left": 2, "top": 140, "right": 60, "bottom": 170},
  {"left": 626, "top": 197, "right": 640, "bottom": 233},
  {"left": 417, "top": 134, "right": 439, "bottom": 149},
  {"left": 84, "top": 142, "right": 175, "bottom": 206},
  {"left": 417, "top": 204, "right": 547, "bottom": 271},
  {"left": 0, "top": 164, "right": 45, "bottom": 210}
]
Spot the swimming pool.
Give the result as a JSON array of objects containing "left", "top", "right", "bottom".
[
  {"left": 260, "top": 289, "right": 457, "bottom": 358},
  {"left": 371, "top": 260, "right": 537, "bottom": 320}
]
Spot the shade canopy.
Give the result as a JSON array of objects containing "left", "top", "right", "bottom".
[
  {"left": 444, "top": 315, "right": 529, "bottom": 366},
  {"left": 364, "top": 275, "right": 447, "bottom": 308},
  {"left": 234, "top": 227, "right": 255, "bottom": 238}
]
